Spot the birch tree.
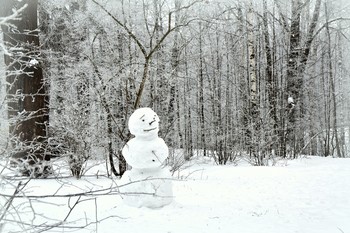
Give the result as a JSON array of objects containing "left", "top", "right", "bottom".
[{"left": 246, "top": 1, "right": 261, "bottom": 163}]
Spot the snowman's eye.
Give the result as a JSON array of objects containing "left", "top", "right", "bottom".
[{"left": 142, "top": 119, "right": 145, "bottom": 122}]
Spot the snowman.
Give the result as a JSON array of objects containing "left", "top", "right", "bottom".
[{"left": 119, "top": 108, "right": 173, "bottom": 208}]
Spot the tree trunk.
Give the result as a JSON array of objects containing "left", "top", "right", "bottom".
[
  {"left": 325, "top": 3, "right": 342, "bottom": 158},
  {"left": 184, "top": 48, "right": 193, "bottom": 160},
  {"left": 198, "top": 22, "right": 206, "bottom": 157},
  {"left": 247, "top": 1, "right": 261, "bottom": 164},
  {"left": 286, "top": 0, "right": 303, "bottom": 158},
  {"left": 321, "top": 50, "right": 331, "bottom": 157},
  {"left": 263, "top": 0, "right": 278, "bottom": 155},
  {"left": 1, "top": 0, "right": 50, "bottom": 177},
  {"left": 172, "top": 1, "right": 182, "bottom": 151},
  {"left": 285, "top": 0, "right": 321, "bottom": 158}
]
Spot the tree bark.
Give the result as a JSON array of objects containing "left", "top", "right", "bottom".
[
  {"left": 247, "top": 1, "right": 261, "bottom": 164},
  {"left": 285, "top": 0, "right": 303, "bottom": 158},
  {"left": 325, "top": 3, "right": 342, "bottom": 158},
  {"left": 285, "top": 0, "right": 321, "bottom": 158},
  {"left": 263, "top": 0, "right": 278, "bottom": 155},
  {"left": 1, "top": 0, "right": 50, "bottom": 177},
  {"left": 198, "top": 22, "right": 206, "bottom": 157}
]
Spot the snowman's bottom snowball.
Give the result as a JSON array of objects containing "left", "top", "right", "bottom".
[{"left": 119, "top": 168, "right": 173, "bottom": 208}]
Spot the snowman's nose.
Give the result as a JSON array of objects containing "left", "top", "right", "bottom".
[{"left": 149, "top": 119, "right": 156, "bottom": 125}]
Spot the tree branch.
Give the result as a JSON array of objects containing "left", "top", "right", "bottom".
[
  {"left": 0, "top": 181, "right": 22, "bottom": 222},
  {"left": 91, "top": 0, "right": 201, "bottom": 109},
  {"left": 91, "top": 0, "right": 147, "bottom": 58},
  {"left": 0, "top": 3, "right": 27, "bottom": 27}
]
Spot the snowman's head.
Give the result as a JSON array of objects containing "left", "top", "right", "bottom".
[{"left": 128, "top": 108, "right": 160, "bottom": 138}]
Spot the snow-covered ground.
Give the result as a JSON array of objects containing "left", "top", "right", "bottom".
[{"left": 1, "top": 156, "right": 350, "bottom": 233}]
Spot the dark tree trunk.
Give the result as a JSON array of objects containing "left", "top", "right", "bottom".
[
  {"left": 285, "top": 0, "right": 303, "bottom": 158},
  {"left": 263, "top": 0, "right": 278, "bottom": 155},
  {"left": 1, "top": 0, "right": 50, "bottom": 177},
  {"left": 285, "top": 0, "right": 322, "bottom": 158},
  {"left": 198, "top": 22, "right": 206, "bottom": 157}
]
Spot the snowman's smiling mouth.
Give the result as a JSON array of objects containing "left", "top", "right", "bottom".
[{"left": 144, "top": 127, "right": 157, "bottom": 132}]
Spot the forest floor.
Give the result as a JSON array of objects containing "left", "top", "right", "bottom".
[{"left": 1, "top": 156, "right": 350, "bottom": 233}]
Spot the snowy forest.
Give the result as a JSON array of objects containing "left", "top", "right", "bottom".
[{"left": 1, "top": 0, "right": 350, "bottom": 232}]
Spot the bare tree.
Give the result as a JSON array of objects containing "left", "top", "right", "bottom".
[{"left": 91, "top": 0, "right": 200, "bottom": 109}]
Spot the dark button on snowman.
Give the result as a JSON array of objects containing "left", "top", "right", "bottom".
[{"left": 119, "top": 107, "right": 173, "bottom": 208}]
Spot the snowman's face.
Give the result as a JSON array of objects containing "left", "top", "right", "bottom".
[{"left": 128, "top": 108, "right": 160, "bottom": 138}]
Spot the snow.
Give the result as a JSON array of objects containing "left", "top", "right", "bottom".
[
  {"left": 288, "top": 96, "right": 294, "bottom": 104},
  {"left": 127, "top": 107, "right": 160, "bottom": 140},
  {"left": 28, "top": 58, "right": 39, "bottom": 67},
  {"left": 119, "top": 168, "right": 173, "bottom": 208},
  {"left": 1, "top": 156, "right": 350, "bottom": 233}
]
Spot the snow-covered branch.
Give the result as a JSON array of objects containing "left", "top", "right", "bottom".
[
  {"left": 0, "top": 4, "right": 27, "bottom": 28},
  {"left": 0, "top": 4, "right": 27, "bottom": 55}
]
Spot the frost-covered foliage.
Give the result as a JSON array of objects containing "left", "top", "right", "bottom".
[
  {"left": 0, "top": 0, "right": 350, "bottom": 231},
  {"left": 34, "top": 0, "right": 350, "bottom": 177},
  {"left": 38, "top": 0, "right": 206, "bottom": 176},
  {"left": 40, "top": 1, "right": 112, "bottom": 177}
]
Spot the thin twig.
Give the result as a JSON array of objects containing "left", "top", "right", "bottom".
[{"left": 0, "top": 181, "right": 22, "bottom": 222}]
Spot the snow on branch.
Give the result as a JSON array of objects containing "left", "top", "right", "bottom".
[
  {"left": 0, "top": 4, "right": 28, "bottom": 55},
  {"left": 0, "top": 4, "right": 28, "bottom": 28}
]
